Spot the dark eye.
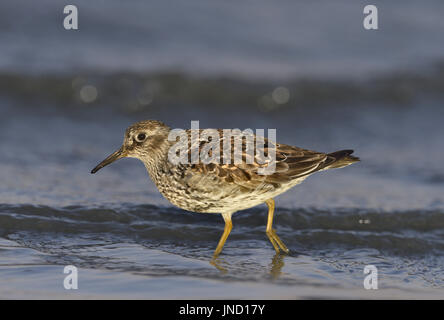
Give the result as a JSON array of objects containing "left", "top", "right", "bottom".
[{"left": 135, "top": 133, "right": 146, "bottom": 142}]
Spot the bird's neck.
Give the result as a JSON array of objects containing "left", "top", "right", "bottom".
[{"left": 140, "top": 140, "right": 171, "bottom": 185}]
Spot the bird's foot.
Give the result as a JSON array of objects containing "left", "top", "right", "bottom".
[{"left": 266, "top": 228, "right": 289, "bottom": 254}]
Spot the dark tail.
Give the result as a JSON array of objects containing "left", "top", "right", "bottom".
[{"left": 325, "top": 149, "right": 360, "bottom": 169}]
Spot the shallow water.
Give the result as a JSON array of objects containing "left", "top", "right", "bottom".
[
  {"left": 1, "top": 97, "right": 444, "bottom": 299},
  {"left": 1, "top": 205, "right": 444, "bottom": 299},
  {"left": 1, "top": 0, "right": 444, "bottom": 299},
  {"left": 2, "top": 0, "right": 444, "bottom": 79}
]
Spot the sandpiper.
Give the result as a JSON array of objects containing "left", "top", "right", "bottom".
[{"left": 91, "top": 120, "right": 359, "bottom": 257}]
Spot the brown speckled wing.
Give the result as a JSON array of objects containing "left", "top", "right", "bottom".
[{"left": 173, "top": 129, "right": 334, "bottom": 192}]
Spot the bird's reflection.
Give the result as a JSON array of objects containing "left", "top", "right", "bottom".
[
  {"left": 209, "top": 252, "right": 289, "bottom": 278},
  {"left": 269, "top": 252, "right": 285, "bottom": 279},
  {"left": 210, "top": 257, "right": 228, "bottom": 273}
]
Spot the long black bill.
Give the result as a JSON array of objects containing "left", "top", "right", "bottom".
[{"left": 91, "top": 147, "right": 127, "bottom": 174}]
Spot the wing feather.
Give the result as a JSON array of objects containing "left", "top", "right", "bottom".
[{"left": 168, "top": 129, "right": 335, "bottom": 193}]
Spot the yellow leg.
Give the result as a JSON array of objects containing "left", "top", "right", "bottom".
[
  {"left": 265, "top": 199, "right": 289, "bottom": 254},
  {"left": 213, "top": 212, "right": 233, "bottom": 258}
]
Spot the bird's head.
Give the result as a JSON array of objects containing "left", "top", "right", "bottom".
[{"left": 91, "top": 120, "right": 170, "bottom": 174}]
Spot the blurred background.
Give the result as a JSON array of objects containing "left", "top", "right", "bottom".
[{"left": 0, "top": 0, "right": 443, "bottom": 299}]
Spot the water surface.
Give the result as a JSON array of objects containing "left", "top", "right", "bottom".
[{"left": 1, "top": 0, "right": 444, "bottom": 299}]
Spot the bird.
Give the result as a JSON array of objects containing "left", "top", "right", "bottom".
[{"left": 91, "top": 120, "right": 359, "bottom": 257}]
